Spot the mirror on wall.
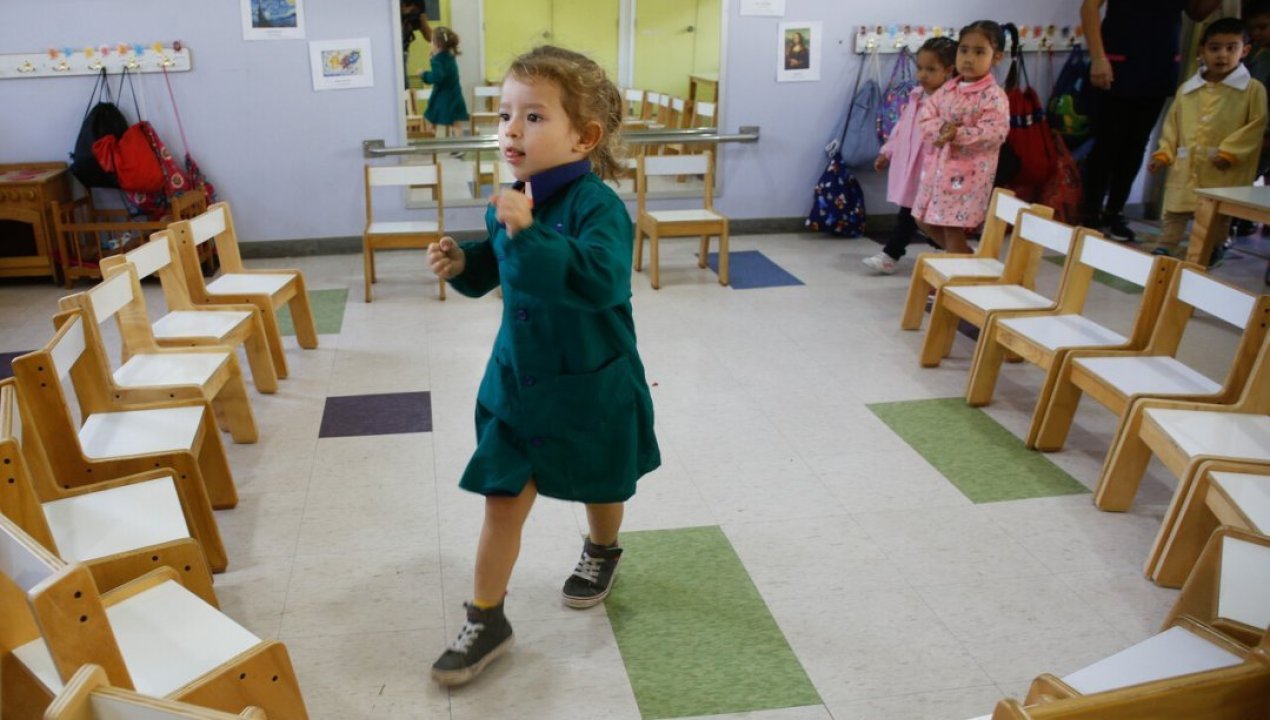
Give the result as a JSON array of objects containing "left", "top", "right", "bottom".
[{"left": 398, "top": 0, "right": 722, "bottom": 208}]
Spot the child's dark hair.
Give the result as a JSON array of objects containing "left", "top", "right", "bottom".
[
  {"left": 918, "top": 36, "right": 957, "bottom": 68},
  {"left": 506, "top": 46, "right": 625, "bottom": 180},
  {"left": 958, "top": 20, "right": 1007, "bottom": 51},
  {"left": 434, "top": 26, "right": 461, "bottom": 55},
  {"left": 1201, "top": 17, "right": 1249, "bottom": 44}
]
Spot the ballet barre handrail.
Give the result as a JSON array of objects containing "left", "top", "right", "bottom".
[{"left": 362, "top": 126, "right": 760, "bottom": 158}]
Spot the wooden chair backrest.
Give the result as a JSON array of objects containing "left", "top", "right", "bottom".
[
  {"left": 1166, "top": 527, "right": 1270, "bottom": 647},
  {"left": 0, "top": 379, "right": 59, "bottom": 554},
  {"left": 364, "top": 163, "right": 445, "bottom": 229},
  {"left": 169, "top": 188, "right": 209, "bottom": 222},
  {"left": 643, "top": 92, "right": 662, "bottom": 122},
  {"left": 979, "top": 189, "right": 1046, "bottom": 263},
  {"left": 47, "top": 664, "right": 269, "bottom": 719},
  {"left": 99, "top": 232, "right": 197, "bottom": 313},
  {"left": 999, "top": 210, "right": 1078, "bottom": 290},
  {"left": 472, "top": 85, "right": 501, "bottom": 111},
  {"left": 624, "top": 88, "right": 645, "bottom": 118},
  {"left": 1051, "top": 235, "right": 1176, "bottom": 346},
  {"left": 58, "top": 265, "right": 157, "bottom": 374},
  {"left": 670, "top": 97, "right": 688, "bottom": 129},
  {"left": 694, "top": 101, "right": 716, "bottom": 128},
  {"left": 0, "top": 512, "right": 61, "bottom": 657},
  {"left": 168, "top": 203, "right": 242, "bottom": 299},
  {"left": 636, "top": 149, "right": 716, "bottom": 216}
]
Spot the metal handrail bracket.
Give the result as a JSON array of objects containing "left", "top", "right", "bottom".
[{"left": 363, "top": 126, "right": 759, "bottom": 159}]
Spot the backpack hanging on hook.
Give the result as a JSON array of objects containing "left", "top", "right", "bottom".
[
  {"left": 91, "top": 67, "right": 165, "bottom": 193},
  {"left": 998, "top": 23, "right": 1058, "bottom": 188},
  {"left": 70, "top": 68, "right": 129, "bottom": 188}
]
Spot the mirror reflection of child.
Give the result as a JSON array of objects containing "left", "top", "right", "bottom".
[{"left": 422, "top": 27, "right": 469, "bottom": 137}]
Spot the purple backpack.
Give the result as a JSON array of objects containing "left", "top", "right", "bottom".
[{"left": 878, "top": 49, "right": 918, "bottom": 143}]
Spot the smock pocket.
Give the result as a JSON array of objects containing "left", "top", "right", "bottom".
[{"left": 548, "top": 355, "right": 635, "bottom": 434}]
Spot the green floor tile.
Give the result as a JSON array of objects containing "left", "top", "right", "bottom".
[
  {"left": 869, "top": 398, "right": 1089, "bottom": 503},
  {"left": 607, "top": 526, "right": 821, "bottom": 719},
  {"left": 1044, "top": 255, "right": 1143, "bottom": 294},
  {"left": 276, "top": 288, "right": 347, "bottom": 336}
]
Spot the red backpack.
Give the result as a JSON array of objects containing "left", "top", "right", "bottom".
[
  {"left": 92, "top": 123, "right": 164, "bottom": 193},
  {"left": 1000, "top": 25, "right": 1057, "bottom": 189}
]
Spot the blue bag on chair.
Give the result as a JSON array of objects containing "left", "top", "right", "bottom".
[{"left": 841, "top": 48, "right": 884, "bottom": 168}]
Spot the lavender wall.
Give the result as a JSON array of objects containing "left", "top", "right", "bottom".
[{"left": 0, "top": 0, "right": 1083, "bottom": 241}]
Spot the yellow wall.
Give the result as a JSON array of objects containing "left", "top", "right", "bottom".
[
  {"left": 633, "top": 0, "right": 719, "bottom": 99},
  {"left": 482, "top": 0, "right": 618, "bottom": 84}
]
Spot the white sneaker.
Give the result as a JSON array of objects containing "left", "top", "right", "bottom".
[{"left": 862, "top": 252, "right": 898, "bottom": 275}]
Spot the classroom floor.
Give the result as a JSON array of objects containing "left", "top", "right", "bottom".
[{"left": 0, "top": 230, "right": 1265, "bottom": 720}]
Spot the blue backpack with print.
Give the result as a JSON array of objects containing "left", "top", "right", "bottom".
[{"left": 878, "top": 49, "right": 918, "bottom": 143}]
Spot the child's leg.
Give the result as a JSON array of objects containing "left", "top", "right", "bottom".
[
  {"left": 473, "top": 480, "right": 539, "bottom": 606},
  {"left": 561, "top": 500, "right": 626, "bottom": 608},
  {"left": 941, "top": 227, "right": 971, "bottom": 254},
  {"left": 882, "top": 207, "right": 919, "bottom": 260},
  {"left": 585, "top": 501, "right": 625, "bottom": 545},
  {"left": 1156, "top": 211, "right": 1192, "bottom": 254},
  {"left": 915, "top": 219, "right": 945, "bottom": 249}
]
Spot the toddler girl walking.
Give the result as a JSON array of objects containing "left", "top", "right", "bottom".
[
  {"left": 426, "top": 45, "right": 661, "bottom": 687},
  {"left": 863, "top": 37, "right": 958, "bottom": 275},
  {"left": 422, "top": 26, "right": 469, "bottom": 137},
  {"left": 912, "top": 20, "right": 1010, "bottom": 254}
]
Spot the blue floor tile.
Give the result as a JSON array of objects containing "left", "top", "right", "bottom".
[{"left": 706, "top": 250, "right": 803, "bottom": 290}]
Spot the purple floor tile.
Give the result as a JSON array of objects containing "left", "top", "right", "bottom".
[
  {"left": 319, "top": 391, "right": 432, "bottom": 438},
  {"left": 0, "top": 351, "right": 30, "bottom": 381}
]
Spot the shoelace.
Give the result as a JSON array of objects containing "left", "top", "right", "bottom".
[
  {"left": 448, "top": 620, "right": 486, "bottom": 653},
  {"left": 572, "top": 552, "right": 604, "bottom": 584}
]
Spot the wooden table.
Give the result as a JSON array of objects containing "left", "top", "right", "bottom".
[
  {"left": 1189, "top": 186, "right": 1270, "bottom": 265},
  {"left": 0, "top": 162, "right": 72, "bottom": 283}
]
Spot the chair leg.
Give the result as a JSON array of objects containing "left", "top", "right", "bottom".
[
  {"left": 1031, "top": 363, "right": 1083, "bottom": 451},
  {"left": 964, "top": 328, "right": 1006, "bottom": 405},
  {"left": 244, "top": 313, "right": 282, "bottom": 389},
  {"left": 195, "top": 422, "right": 239, "bottom": 511},
  {"left": 214, "top": 370, "right": 259, "bottom": 444},
  {"left": 901, "top": 265, "right": 932, "bottom": 330},
  {"left": 717, "top": 227, "right": 730, "bottom": 286},
  {"left": 1149, "top": 472, "right": 1221, "bottom": 588},
  {"left": 364, "top": 243, "right": 374, "bottom": 303},
  {"left": 177, "top": 641, "right": 310, "bottom": 720},
  {"left": 919, "top": 295, "right": 959, "bottom": 368},
  {"left": 169, "top": 454, "right": 229, "bottom": 573},
  {"left": 698, "top": 235, "right": 709, "bottom": 268},
  {"left": 650, "top": 229, "right": 661, "bottom": 290},
  {"left": 288, "top": 277, "right": 319, "bottom": 350},
  {"left": 1093, "top": 404, "right": 1153, "bottom": 512},
  {"left": 633, "top": 226, "right": 645, "bottom": 272},
  {"left": 1024, "top": 363, "right": 1066, "bottom": 448},
  {"left": 254, "top": 298, "right": 290, "bottom": 379}
]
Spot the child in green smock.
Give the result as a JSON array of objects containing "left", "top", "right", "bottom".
[
  {"left": 426, "top": 45, "right": 660, "bottom": 687},
  {"left": 421, "top": 26, "right": 468, "bottom": 135}
]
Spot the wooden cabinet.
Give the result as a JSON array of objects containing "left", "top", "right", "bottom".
[{"left": 0, "top": 162, "right": 72, "bottom": 283}]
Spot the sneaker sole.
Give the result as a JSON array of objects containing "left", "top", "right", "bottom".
[
  {"left": 430, "top": 634, "right": 515, "bottom": 686},
  {"left": 561, "top": 563, "right": 620, "bottom": 609}
]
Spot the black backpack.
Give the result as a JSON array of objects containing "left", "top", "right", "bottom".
[{"left": 70, "top": 69, "right": 129, "bottom": 188}]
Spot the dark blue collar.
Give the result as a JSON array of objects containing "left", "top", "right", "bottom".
[{"left": 527, "top": 159, "right": 591, "bottom": 205}]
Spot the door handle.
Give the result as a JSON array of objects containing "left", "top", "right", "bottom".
[{"left": 685, "top": 25, "right": 695, "bottom": 32}]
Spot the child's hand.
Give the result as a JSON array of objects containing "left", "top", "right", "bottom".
[
  {"left": 428, "top": 236, "right": 465, "bottom": 279},
  {"left": 492, "top": 188, "right": 534, "bottom": 237},
  {"left": 1212, "top": 154, "right": 1233, "bottom": 171},
  {"left": 874, "top": 154, "right": 890, "bottom": 172},
  {"left": 934, "top": 122, "right": 957, "bottom": 147}
]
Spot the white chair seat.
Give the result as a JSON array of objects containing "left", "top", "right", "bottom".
[
  {"left": 1074, "top": 356, "right": 1222, "bottom": 397},
  {"left": 78, "top": 406, "right": 204, "bottom": 460},
  {"left": 205, "top": 272, "right": 293, "bottom": 296},
  {"left": 113, "top": 352, "right": 229, "bottom": 389},
  {"left": 646, "top": 209, "right": 725, "bottom": 223},
  {"left": 1061, "top": 625, "right": 1243, "bottom": 695},
  {"left": 366, "top": 220, "right": 440, "bottom": 235},
  {"left": 152, "top": 310, "right": 250, "bottom": 341},
  {"left": 944, "top": 284, "right": 1052, "bottom": 312},
  {"left": 41, "top": 477, "right": 189, "bottom": 562},
  {"left": 1210, "top": 472, "right": 1270, "bottom": 531},
  {"left": 997, "top": 314, "right": 1127, "bottom": 351},
  {"left": 1144, "top": 408, "right": 1270, "bottom": 461},
  {"left": 12, "top": 637, "right": 64, "bottom": 693},
  {"left": 107, "top": 580, "right": 262, "bottom": 697},
  {"left": 926, "top": 257, "right": 1004, "bottom": 280}
]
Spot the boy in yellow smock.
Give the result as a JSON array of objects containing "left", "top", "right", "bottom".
[{"left": 1149, "top": 17, "right": 1268, "bottom": 258}]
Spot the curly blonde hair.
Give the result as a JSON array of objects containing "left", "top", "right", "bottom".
[{"left": 505, "top": 46, "right": 625, "bottom": 180}]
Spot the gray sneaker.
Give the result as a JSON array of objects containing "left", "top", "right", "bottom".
[
  {"left": 562, "top": 538, "right": 623, "bottom": 608},
  {"left": 431, "top": 601, "right": 514, "bottom": 686}
]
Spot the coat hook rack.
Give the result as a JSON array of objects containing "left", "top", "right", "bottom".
[
  {"left": 0, "top": 42, "right": 192, "bottom": 79},
  {"left": 854, "top": 24, "right": 1083, "bottom": 54}
]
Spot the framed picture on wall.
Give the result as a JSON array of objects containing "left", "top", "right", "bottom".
[
  {"left": 777, "top": 21, "right": 821, "bottom": 82},
  {"left": 242, "top": 0, "right": 306, "bottom": 40},
  {"left": 310, "top": 38, "right": 376, "bottom": 91}
]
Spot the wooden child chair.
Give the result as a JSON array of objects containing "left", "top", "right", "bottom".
[
  {"left": 58, "top": 266, "right": 259, "bottom": 444},
  {"left": 0, "top": 379, "right": 216, "bottom": 605},
  {"left": 920, "top": 211, "right": 1086, "bottom": 368},
  {"left": 167, "top": 203, "right": 318, "bottom": 380},
  {"left": 46, "top": 664, "right": 267, "bottom": 719},
  {"left": 0, "top": 515, "right": 308, "bottom": 720},
  {"left": 469, "top": 85, "right": 502, "bottom": 136},
  {"left": 98, "top": 232, "right": 279, "bottom": 391},
  {"left": 10, "top": 310, "right": 235, "bottom": 571},
  {"left": 362, "top": 163, "right": 445, "bottom": 303},
  {"left": 901, "top": 189, "right": 1049, "bottom": 330},
  {"left": 1094, "top": 336, "right": 1270, "bottom": 512},
  {"left": 1032, "top": 266, "right": 1269, "bottom": 452},
  {"left": 962, "top": 236, "right": 1175, "bottom": 444},
  {"left": 633, "top": 149, "right": 729, "bottom": 289}
]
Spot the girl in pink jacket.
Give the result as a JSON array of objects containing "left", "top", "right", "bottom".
[
  {"left": 912, "top": 20, "right": 1010, "bottom": 254},
  {"left": 864, "top": 37, "right": 958, "bottom": 275}
]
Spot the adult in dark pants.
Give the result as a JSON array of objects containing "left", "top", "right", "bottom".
[{"left": 1080, "top": 0, "right": 1223, "bottom": 242}]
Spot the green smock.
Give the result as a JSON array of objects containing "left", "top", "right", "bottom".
[
  {"left": 422, "top": 52, "right": 469, "bottom": 126},
  {"left": 449, "top": 161, "right": 660, "bottom": 503}
]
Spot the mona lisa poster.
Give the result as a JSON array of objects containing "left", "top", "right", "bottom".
[{"left": 777, "top": 21, "right": 820, "bottom": 82}]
